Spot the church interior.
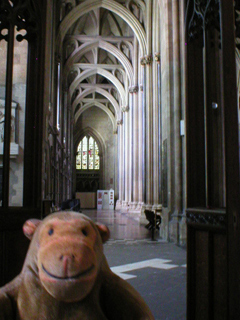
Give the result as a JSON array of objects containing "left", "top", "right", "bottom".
[{"left": 0, "top": 0, "right": 240, "bottom": 318}]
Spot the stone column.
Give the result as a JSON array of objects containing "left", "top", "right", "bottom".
[
  {"left": 63, "top": 89, "right": 68, "bottom": 199},
  {"left": 122, "top": 107, "right": 130, "bottom": 210},
  {"left": 145, "top": 0, "right": 153, "bottom": 208},
  {"left": 169, "top": 0, "right": 182, "bottom": 243},
  {"left": 129, "top": 86, "right": 138, "bottom": 211},
  {"left": 130, "top": 85, "right": 139, "bottom": 210},
  {"left": 179, "top": 0, "right": 187, "bottom": 246},
  {"left": 137, "top": 68, "right": 144, "bottom": 211},
  {"left": 128, "top": 95, "right": 133, "bottom": 206},
  {"left": 70, "top": 97, "right": 75, "bottom": 200},
  {"left": 131, "top": 35, "right": 139, "bottom": 212},
  {"left": 159, "top": 0, "right": 174, "bottom": 241},
  {"left": 141, "top": 55, "right": 153, "bottom": 208},
  {"left": 152, "top": 1, "right": 161, "bottom": 210},
  {"left": 153, "top": 53, "right": 161, "bottom": 210},
  {"left": 140, "top": 60, "right": 146, "bottom": 210},
  {"left": 115, "top": 119, "right": 124, "bottom": 210},
  {"left": 67, "top": 104, "right": 71, "bottom": 199}
]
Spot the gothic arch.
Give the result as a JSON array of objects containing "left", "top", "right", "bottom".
[
  {"left": 72, "top": 10, "right": 97, "bottom": 34},
  {"left": 74, "top": 127, "right": 106, "bottom": 185},
  {"left": 69, "top": 68, "right": 127, "bottom": 107},
  {"left": 64, "top": 40, "right": 134, "bottom": 85},
  {"left": 74, "top": 101, "right": 117, "bottom": 133},
  {"left": 72, "top": 87, "right": 121, "bottom": 120},
  {"left": 57, "top": 0, "right": 147, "bottom": 55},
  {"left": 74, "top": 126, "right": 106, "bottom": 192},
  {"left": 74, "top": 126, "right": 106, "bottom": 157}
]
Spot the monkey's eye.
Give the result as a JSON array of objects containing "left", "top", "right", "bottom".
[
  {"left": 48, "top": 228, "right": 54, "bottom": 236},
  {"left": 82, "top": 228, "right": 88, "bottom": 236}
]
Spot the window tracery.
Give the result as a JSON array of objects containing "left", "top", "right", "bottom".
[{"left": 76, "top": 135, "right": 100, "bottom": 170}]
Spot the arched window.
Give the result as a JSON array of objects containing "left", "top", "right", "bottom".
[{"left": 76, "top": 136, "right": 100, "bottom": 170}]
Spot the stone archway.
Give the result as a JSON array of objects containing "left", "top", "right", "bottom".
[
  {"left": 74, "top": 127, "right": 106, "bottom": 192},
  {"left": 73, "top": 125, "right": 108, "bottom": 208}
]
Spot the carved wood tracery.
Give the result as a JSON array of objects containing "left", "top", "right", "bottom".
[
  {"left": 0, "top": 0, "right": 39, "bottom": 42},
  {"left": 187, "top": 0, "right": 220, "bottom": 41}
]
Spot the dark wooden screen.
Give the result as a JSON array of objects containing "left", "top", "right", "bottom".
[
  {"left": 76, "top": 171, "right": 100, "bottom": 192},
  {"left": 0, "top": 0, "right": 46, "bottom": 286},
  {"left": 185, "top": 0, "right": 240, "bottom": 318}
]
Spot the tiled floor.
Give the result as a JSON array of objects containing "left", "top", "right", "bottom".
[
  {"left": 82, "top": 209, "right": 187, "bottom": 320},
  {"left": 83, "top": 209, "right": 161, "bottom": 241}
]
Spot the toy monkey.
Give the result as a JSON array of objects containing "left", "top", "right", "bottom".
[{"left": 0, "top": 211, "right": 154, "bottom": 319}]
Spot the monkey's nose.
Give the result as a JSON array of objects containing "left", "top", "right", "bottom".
[
  {"left": 59, "top": 254, "right": 77, "bottom": 276},
  {"left": 59, "top": 254, "right": 75, "bottom": 261},
  {"left": 59, "top": 255, "right": 70, "bottom": 276}
]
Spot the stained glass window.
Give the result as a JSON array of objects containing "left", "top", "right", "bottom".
[{"left": 76, "top": 135, "right": 99, "bottom": 170}]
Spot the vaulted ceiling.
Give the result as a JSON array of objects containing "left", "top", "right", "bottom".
[{"left": 59, "top": 1, "right": 146, "bottom": 143}]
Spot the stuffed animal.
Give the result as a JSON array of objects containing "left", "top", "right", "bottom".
[{"left": 0, "top": 211, "right": 155, "bottom": 319}]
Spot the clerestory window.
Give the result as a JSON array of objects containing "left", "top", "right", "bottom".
[{"left": 76, "top": 136, "right": 99, "bottom": 170}]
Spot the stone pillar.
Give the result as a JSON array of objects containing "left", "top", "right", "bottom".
[
  {"left": 169, "top": 0, "right": 182, "bottom": 243},
  {"left": 122, "top": 107, "right": 130, "bottom": 210},
  {"left": 179, "top": 0, "right": 187, "bottom": 246},
  {"left": 131, "top": 35, "right": 139, "bottom": 212},
  {"left": 152, "top": 1, "right": 161, "bottom": 211},
  {"left": 159, "top": 0, "right": 173, "bottom": 241},
  {"left": 137, "top": 70, "right": 144, "bottom": 211},
  {"left": 140, "top": 61, "right": 146, "bottom": 210},
  {"left": 141, "top": 55, "right": 153, "bottom": 208},
  {"left": 145, "top": 0, "right": 153, "bottom": 208},
  {"left": 128, "top": 95, "right": 133, "bottom": 206},
  {"left": 129, "top": 86, "right": 139, "bottom": 211},
  {"left": 65, "top": 81, "right": 72, "bottom": 199},
  {"left": 67, "top": 104, "right": 71, "bottom": 199},
  {"left": 115, "top": 119, "right": 124, "bottom": 210},
  {"left": 62, "top": 89, "right": 68, "bottom": 199},
  {"left": 70, "top": 102, "right": 74, "bottom": 199},
  {"left": 153, "top": 53, "right": 161, "bottom": 210},
  {"left": 113, "top": 130, "right": 118, "bottom": 200}
]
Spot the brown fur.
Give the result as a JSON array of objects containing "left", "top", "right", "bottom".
[{"left": 0, "top": 211, "right": 155, "bottom": 319}]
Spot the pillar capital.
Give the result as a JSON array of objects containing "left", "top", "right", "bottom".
[
  {"left": 121, "top": 106, "right": 129, "bottom": 112},
  {"left": 140, "top": 55, "right": 153, "bottom": 65},
  {"left": 154, "top": 52, "right": 161, "bottom": 63},
  {"left": 129, "top": 85, "right": 139, "bottom": 94}
]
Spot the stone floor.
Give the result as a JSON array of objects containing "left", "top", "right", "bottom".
[
  {"left": 83, "top": 209, "right": 160, "bottom": 240},
  {"left": 82, "top": 210, "right": 187, "bottom": 320}
]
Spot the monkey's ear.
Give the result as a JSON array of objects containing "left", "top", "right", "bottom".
[
  {"left": 96, "top": 223, "right": 110, "bottom": 243},
  {"left": 23, "top": 219, "right": 41, "bottom": 240}
]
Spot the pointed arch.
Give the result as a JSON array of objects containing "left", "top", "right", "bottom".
[
  {"left": 72, "top": 87, "right": 121, "bottom": 120},
  {"left": 72, "top": 10, "right": 97, "bottom": 34},
  {"left": 74, "top": 127, "right": 106, "bottom": 190},
  {"left": 57, "top": 0, "right": 147, "bottom": 55},
  {"left": 74, "top": 101, "right": 117, "bottom": 133},
  {"left": 64, "top": 40, "right": 134, "bottom": 85},
  {"left": 74, "top": 126, "right": 106, "bottom": 158},
  {"left": 69, "top": 68, "right": 127, "bottom": 107},
  {"left": 101, "top": 10, "right": 122, "bottom": 36}
]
